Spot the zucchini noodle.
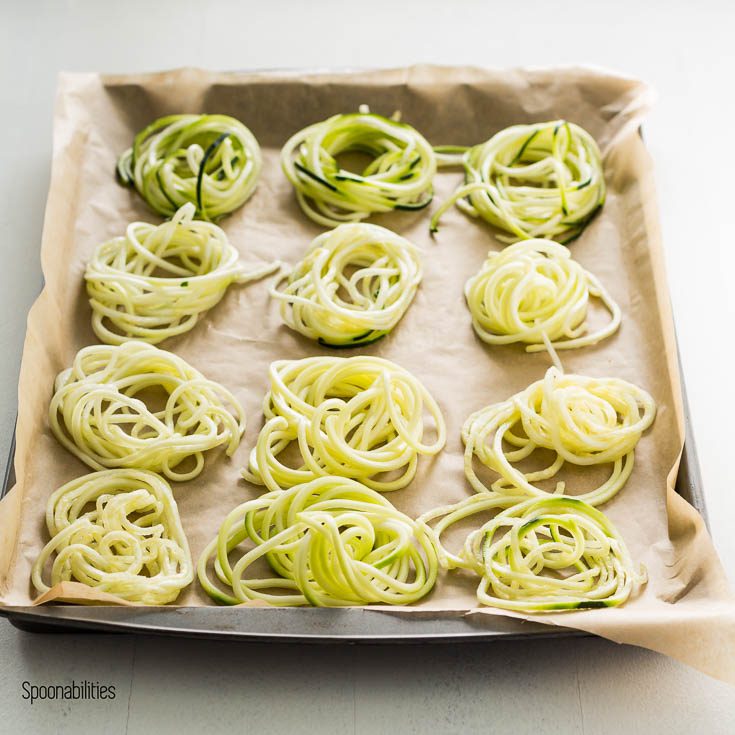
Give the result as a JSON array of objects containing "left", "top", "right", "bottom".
[
  {"left": 117, "top": 114, "right": 262, "bottom": 221},
  {"left": 31, "top": 469, "right": 193, "bottom": 604},
  {"left": 198, "top": 475, "right": 438, "bottom": 606},
  {"left": 419, "top": 494, "right": 645, "bottom": 612},
  {"left": 271, "top": 222, "right": 422, "bottom": 347},
  {"left": 49, "top": 341, "right": 246, "bottom": 482},
  {"left": 243, "top": 356, "right": 446, "bottom": 492},
  {"left": 463, "top": 367, "right": 655, "bottom": 506},
  {"left": 86, "top": 203, "right": 280, "bottom": 345},
  {"left": 431, "top": 120, "right": 605, "bottom": 243},
  {"left": 464, "top": 239, "right": 620, "bottom": 351},
  {"left": 281, "top": 108, "right": 436, "bottom": 226}
]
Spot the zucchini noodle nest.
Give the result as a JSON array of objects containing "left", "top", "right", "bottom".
[
  {"left": 49, "top": 341, "right": 246, "bottom": 481},
  {"left": 198, "top": 475, "right": 438, "bottom": 606},
  {"left": 86, "top": 203, "right": 280, "bottom": 345},
  {"left": 419, "top": 494, "right": 644, "bottom": 612},
  {"left": 464, "top": 239, "right": 620, "bottom": 352},
  {"left": 281, "top": 108, "right": 436, "bottom": 226},
  {"left": 117, "top": 114, "right": 262, "bottom": 220},
  {"left": 463, "top": 367, "right": 655, "bottom": 506},
  {"left": 431, "top": 120, "right": 605, "bottom": 243},
  {"left": 271, "top": 222, "right": 422, "bottom": 347},
  {"left": 243, "top": 356, "right": 446, "bottom": 492},
  {"left": 31, "top": 469, "right": 193, "bottom": 605}
]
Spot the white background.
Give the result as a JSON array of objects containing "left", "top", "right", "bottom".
[{"left": 1, "top": 1, "right": 733, "bottom": 732}]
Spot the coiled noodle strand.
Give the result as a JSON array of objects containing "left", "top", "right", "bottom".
[
  {"left": 419, "top": 494, "right": 645, "bottom": 612},
  {"left": 431, "top": 120, "right": 605, "bottom": 243},
  {"left": 117, "top": 113, "right": 262, "bottom": 220},
  {"left": 49, "top": 342, "right": 246, "bottom": 481},
  {"left": 198, "top": 475, "right": 438, "bottom": 606},
  {"left": 281, "top": 109, "right": 436, "bottom": 226},
  {"left": 463, "top": 367, "right": 655, "bottom": 506},
  {"left": 31, "top": 469, "right": 193, "bottom": 605},
  {"left": 86, "top": 203, "right": 280, "bottom": 345},
  {"left": 272, "top": 222, "right": 422, "bottom": 347},
  {"left": 243, "top": 356, "right": 446, "bottom": 492},
  {"left": 464, "top": 239, "right": 620, "bottom": 351}
]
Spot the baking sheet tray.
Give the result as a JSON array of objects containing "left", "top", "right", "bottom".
[{"left": 2, "top": 67, "right": 732, "bottom": 684}]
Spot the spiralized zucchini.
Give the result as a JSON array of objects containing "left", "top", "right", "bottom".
[
  {"left": 465, "top": 239, "right": 620, "bottom": 351},
  {"left": 31, "top": 469, "right": 193, "bottom": 605},
  {"left": 431, "top": 120, "right": 605, "bottom": 243},
  {"left": 117, "top": 114, "right": 262, "bottom": 221},
  {"left": 49, "top": 341, "right": 245, "bottom": 482},
  {"left": 419, "top": 494, "right": 645, "bottom": 612},
  {"left": 281, "top": 108, "right": 436, "bottom": 226},
  {"left": 271, "top": 222, "right": 422, "bottom": 347},
  {"left": 86, "top": 203, "right": 280, "bottom": 345},
  {"left": 463, "top": 367, "right": 655, "bottom": 506},
  {"left": 243, "top": 356, "right": 446, "bottom": 492},
  {"left": 198, "top": 475, "right": 438, "bottom": 606}
]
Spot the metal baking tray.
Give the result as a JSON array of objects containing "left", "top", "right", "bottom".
[
  {"left": 0, "top": 358, "right": 705, "bottom": 640},
  {"left": 0, "top": 68, "right": 705, "bottom": 639}
]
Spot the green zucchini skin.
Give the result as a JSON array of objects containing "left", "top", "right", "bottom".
[
  {"left": 196, "top": 131, "right": 231, "bottom": 218},
  {"left": 317, "top": 331, "right": 387, "bottom": 350}
]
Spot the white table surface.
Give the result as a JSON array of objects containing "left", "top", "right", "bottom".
[{"left": 1, "top": 1, "right": 733, "bottom": 732}]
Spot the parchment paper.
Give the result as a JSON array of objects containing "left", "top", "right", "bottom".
[{"left": 1, "top": 65, "right": 733, "bottom": 683}]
